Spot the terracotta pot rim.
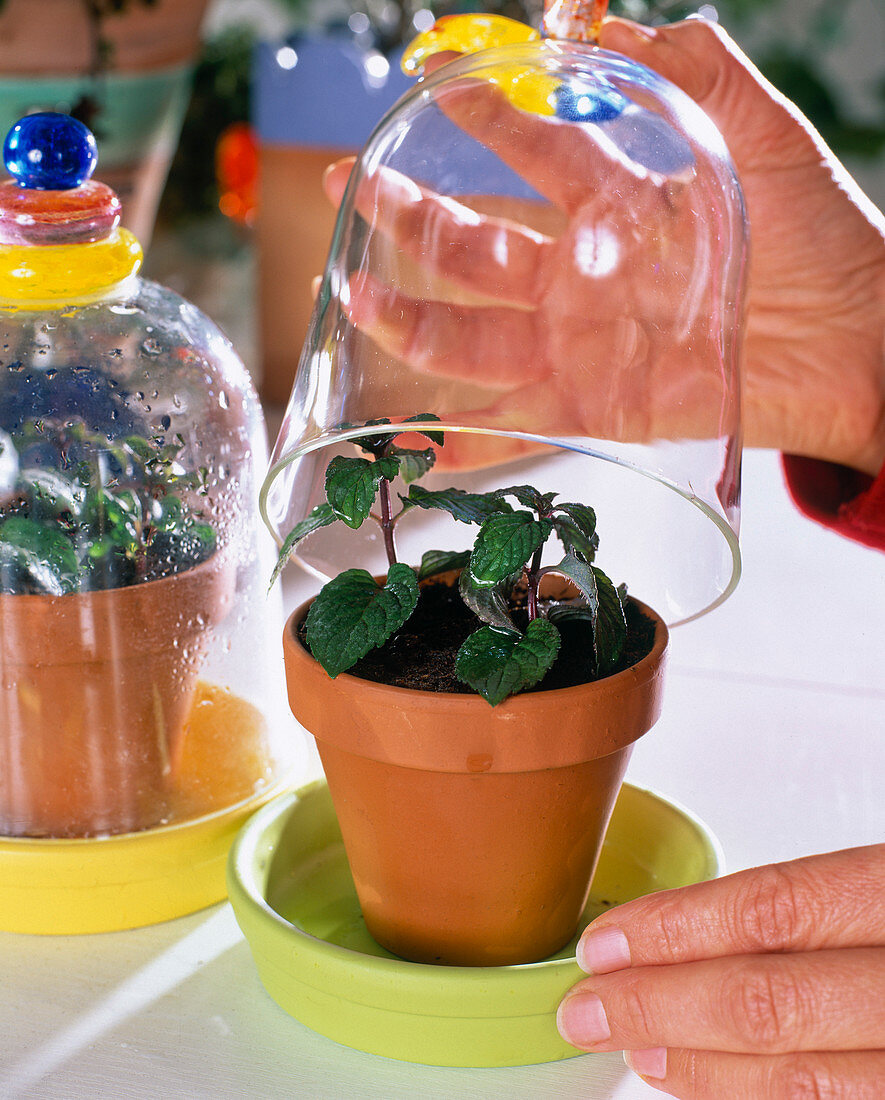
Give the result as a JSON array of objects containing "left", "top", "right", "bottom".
[
  {"left": 0, "top": 549, "right": 223, "bottom": 606},
  {"left": 285, "top": 593, "right": 668, "bottom": 710}
]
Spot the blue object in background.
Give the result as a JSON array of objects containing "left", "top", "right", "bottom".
[{"left": 253, "top": 33, "right": 413, "bottom": 150}]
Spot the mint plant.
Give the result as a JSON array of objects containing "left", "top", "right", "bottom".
[
  {"left": 0, "top": 418, "right": 216, "bottom": 596},
  {"left": 275, "top": 416, "right": 628, "bottom": 705}
]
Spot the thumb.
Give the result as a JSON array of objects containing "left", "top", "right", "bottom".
[{"left": 598, "top": 16, "right": 822, "bottom": 170}]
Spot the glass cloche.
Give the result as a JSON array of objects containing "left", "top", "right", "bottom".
[
  {"left": 0, "top": 114, "right": 301, "bottom": 932},
  {"left": 262, "top": 12, "right": 747, "bottom": 626}
]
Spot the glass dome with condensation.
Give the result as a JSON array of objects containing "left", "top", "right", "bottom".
[
  {"left": 262, "top": 11, "right": 747, "bottom": 627},
  {"left": 0, "top": 113, "right": 302, "bottom": 932}
]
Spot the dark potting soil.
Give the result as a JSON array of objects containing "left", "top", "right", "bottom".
[{"left": 299, "top": 576, "right": 658, "bottom": 695}]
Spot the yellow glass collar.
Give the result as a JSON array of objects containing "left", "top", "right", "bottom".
[{"left": 0, "top": 228, "right": 143, "bottom": 307}]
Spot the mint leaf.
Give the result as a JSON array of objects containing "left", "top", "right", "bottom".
[
  {"left": 593, "top": 566, "right": 627, "bottom": 675},
  {"left": 455, "top": 619, "right": 561, "bottom": 705},
  {"left": 417, "top": 548, "right": 471, "bottom": 580},
  {"left": 553, "top": 503, "right": 598, "bottom": 562},
  {"left": 342, "top": 418, "right": 394, "bottom": 456},
  {"left": 305, "top": 564, "right": 418, "bottom": 677},
  {"left": 545, "top": 552, "right": 599, "bottom": 618},
  {"left": 557, "top": 502, "right": 597, "bottom": 535},
  {"left": 469, "top": 512, "right": 552, "bottom": 587},
  {"left": 402, "top": 412, "right": 444, "bottom": 446},
  {"left": 459, "top": 568, "right": 519, "bottom": 633},
  {"left": 403, "top": 484, "right": 511, "bottom": 524},
  {"left": 269, "top": 503, "right": 336, "bottom": 589},
  {"left": 374, "top": 456, "right": 400, "bottom": 481},
  {"left": 389, "top": 446, "right": 436, "bottom": 484},
  {"left": 344, "top": 414, "right": 443, "bottom": 454},
  {"left": 325, "top": 456, "right": 387, "bottom": 529},
  {"left": 494, "top": 484, "right": 557, "bottom": 512},
  {"left": 553, "top": 516, "right": 599, "bottom": 562},
  {"left": 0, "top": 516, "right": 80, "bottom": 594}
]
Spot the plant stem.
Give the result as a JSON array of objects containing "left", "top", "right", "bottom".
[
  {"left": 526, "top": 544, "right": 544, "bottom": 621},
  {"left": 379, "top": 477, "right": 397, "bottom": 566}
]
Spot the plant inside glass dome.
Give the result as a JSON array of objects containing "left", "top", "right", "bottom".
[
  {"left": 274, "top": 416, "right": 656, "bottom": 705},
  {"left": 0, "top": 417, "right": 217, "bottom": 596}
]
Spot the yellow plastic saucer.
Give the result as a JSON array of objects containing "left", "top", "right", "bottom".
[
  {"left": 0, "top": 685, "right": 296, "bottom": 935},
  {"left": 228, "top": 779, "right": 723, "bottom": 1068}
]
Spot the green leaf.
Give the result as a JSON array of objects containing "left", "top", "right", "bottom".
[
  {"left": 325, "top": 456, "right": 385, "bottom": 529},
  {"left": 557, "top": 502, "right": 597, "bottom": 534},
  {"left": 545, "top": 552, "right": 600, "bottom": 619},
  {"left": 417, "top": 548, "right": 471, "bottom": 580},
  {"left": 342, "top": 414, "right": 443, "bottom": 455},
  {"left": 546, "top": 603, "right": 596, "bottom": 628},
  {"left": 469, "top": 512, "right": 553, "bottom": 587},
  {"left": 401, "top": 412, "right": 444, "bottom": 446},
  {"left": 21, "top": 467, "right": 83, "bottom": 517},
  {"left": 374, "top": 455, "right": 401, "bottom": 481},
  {"left": 269, "top": 503, "right": 336, "bottom": 589},
  {"left": 553, "top": 516, "right": 599, "bottom": 562},
  {"left": 553, "top": 503, "right": 598, "bottom": 561},
  {"left": 343, "top": 418, "right": 393, "bottom": 457},
  {"left": 305, "top": 564, "right": 418, "bottom": 677},
  {"left": 494, "top": 484, "right": 555, "bottom": 512},
  {"left": 593, "top": 566, "right": 628, "bottom": 676},
  {"left": 455, "top": 619, "right": 561, "bottom": 705},
  {"left": 458, "top": 568, "right": 519, "bottom": 633},
  {"left": 403, "top": 484, "right": 511, "bottom": 525},
  {"left": 388, "top": 446, "right": 436, "bottom": 484},
  {"left": 0, "top": 516, "right": 80, "bottom": 594}
]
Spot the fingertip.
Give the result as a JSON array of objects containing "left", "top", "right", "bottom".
[
  {"left": 598, "top": 16, "right": 658, "bottom": 54},
  {"left": 624, "top": 1047, "right": 668, "bottom": 1081},
  {"left": 599, "top": 14, "right": 727, "bottom": 105},
  {"left": 322, "top": 157, "right": 356, "bottom": 206},
  {"left": 421, "top": 50, "right": 463, "bottom": 77},
  {"left": 577, "top": 925, "right": 632, "bottom": 974}
]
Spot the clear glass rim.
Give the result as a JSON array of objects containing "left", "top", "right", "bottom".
[{"left": 260, "top": 421, "right": 741, "bottom": 627}]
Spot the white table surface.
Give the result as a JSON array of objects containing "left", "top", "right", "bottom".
[{"left": 2, "top": 449, "right": 883, "bottom": 1100}]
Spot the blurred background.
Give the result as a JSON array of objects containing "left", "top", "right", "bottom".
[{"left": 1, "top": 0, "right": 883, "bottom": 407}]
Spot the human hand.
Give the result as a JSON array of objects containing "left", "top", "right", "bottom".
[
  {"left": 325, "top": 16, "right": 885, "bottom": 475},
  {"left": 556, "top": 844, "right": 885, "bottom": 1098},
  {"left": 597, "top": 16, "right": 885, "bottom": 476},
  {"left": 323, "top": 57, "right": 740, "bottom": 470}
]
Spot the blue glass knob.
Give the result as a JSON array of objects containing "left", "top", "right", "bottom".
[
  {"left": 3, "top": 113, "right": 98, "bottom": 190},
  {"left": 555, "top": 82, "right": 626, "bottom": 124}
]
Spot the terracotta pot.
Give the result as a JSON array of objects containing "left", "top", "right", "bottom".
[
  {"left": 0, "top": 554, "right": 234, "bottom": 838},
  {"left": 283, "top": 589, "right": 668, "bottom": 966}
]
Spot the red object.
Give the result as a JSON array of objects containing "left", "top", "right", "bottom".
[
  {"left": 782, "top": 454, "right": 885, "bottom": 551},
  {"left": 215, "top": 122, "right": 257, "bottom": 227},
  {"left": 0, "top": 178, "right": 120, "bottom": 244}
]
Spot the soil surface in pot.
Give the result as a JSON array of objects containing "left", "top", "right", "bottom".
[{"left": 298, "top": 576, "right": 657, "bottom": 694}]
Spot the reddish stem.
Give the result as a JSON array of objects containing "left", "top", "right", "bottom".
[{"left": 379, "top": 478, "right": 397, "bottom": 567}]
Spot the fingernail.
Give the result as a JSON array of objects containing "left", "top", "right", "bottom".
[
  {"left": 577, "top": 927, "right": 631, "bottom": 974},
  {"left": 624, "top": 1047, "right": 668, "bottom": 1080},
  {"left": 556, "top": 992, "right": 611, "bottom": 1047}
]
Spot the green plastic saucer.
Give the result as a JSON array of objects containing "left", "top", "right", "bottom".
[{"left": 228, "top": 780, "right": 722, "bottom": 1068}]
